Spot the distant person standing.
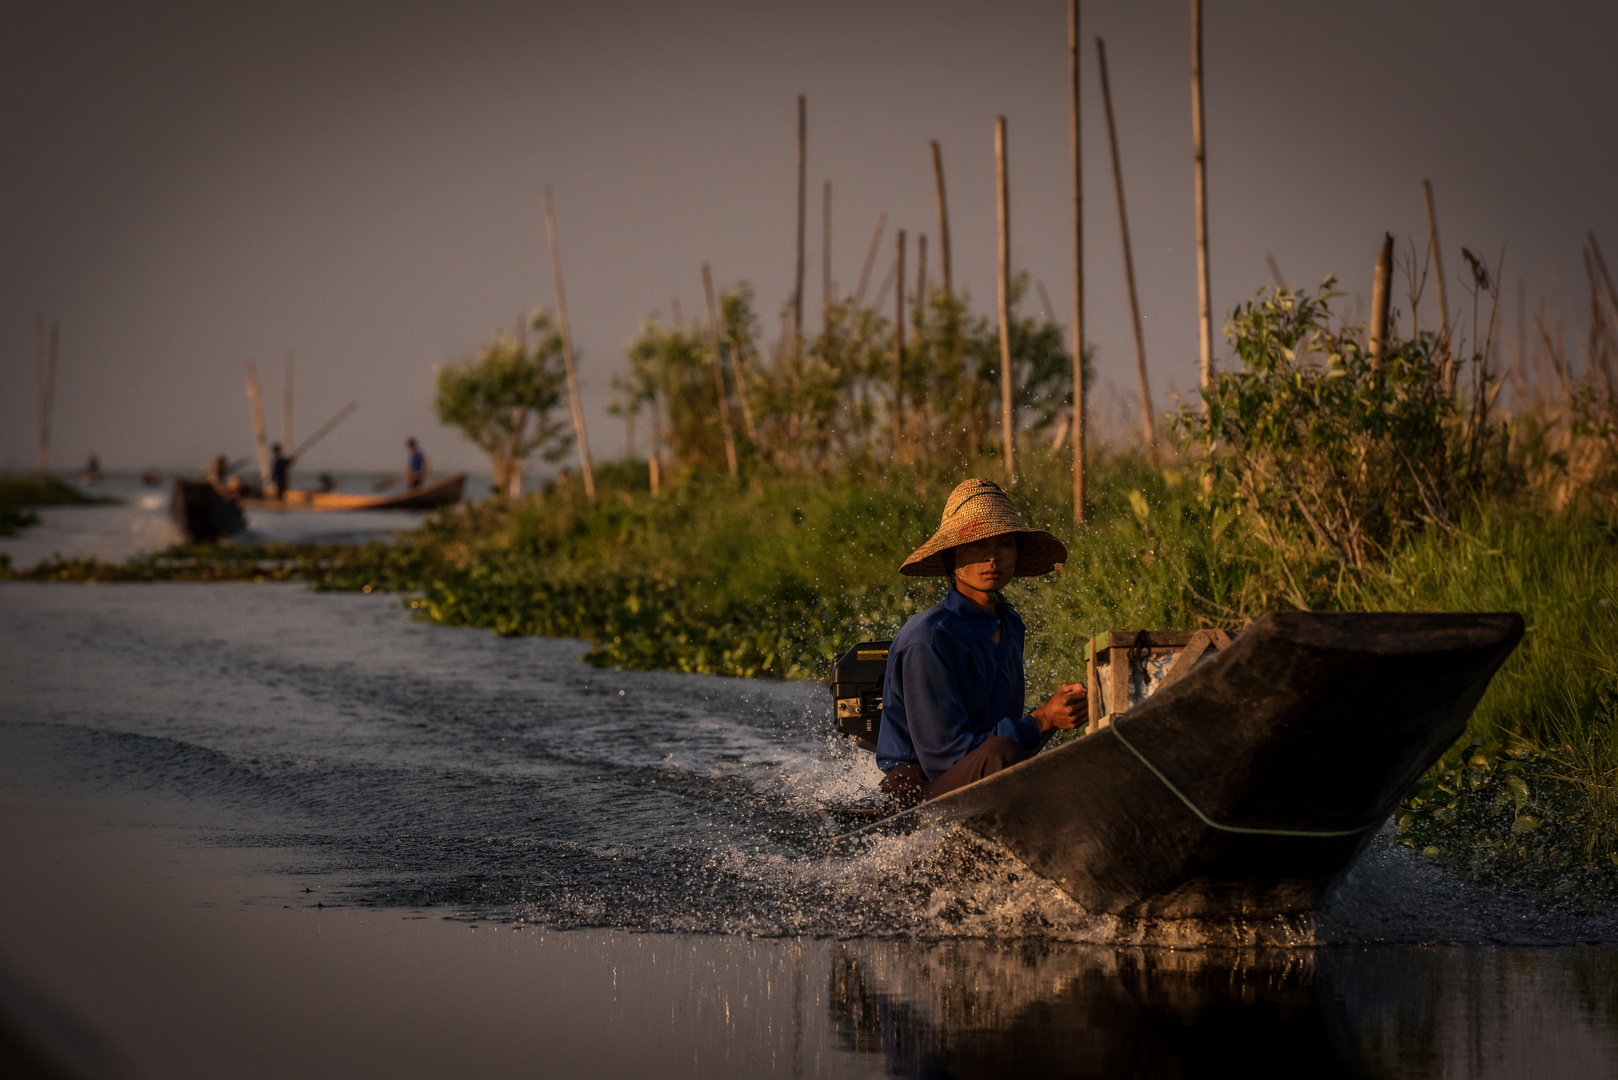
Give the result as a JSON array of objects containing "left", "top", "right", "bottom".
[
  {"left": 270, "top": 443, "right": 292, "bottom": 499},
  {"left": 406, "top": 438, "right": 428, "bottom": 490}
]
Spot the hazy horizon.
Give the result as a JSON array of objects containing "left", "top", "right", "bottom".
[{"left": 5, "top": 0, "right": 1615, "bottom": 475}]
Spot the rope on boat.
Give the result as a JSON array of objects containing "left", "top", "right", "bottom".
[{"left": 1109, "top": 726, "right": 1380, "bottom": 839}]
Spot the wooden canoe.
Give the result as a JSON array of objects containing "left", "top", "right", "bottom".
[
  {"left": 240, "top": 473, "right": 466, "bottom": 512},
  {"left": 169, "top": 479, "right": 246, "bottom": 543},
  {"left": 854, "top": 611, "right": 1523, "bottom": 918}
]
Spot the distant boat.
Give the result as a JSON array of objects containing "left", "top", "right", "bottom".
[
  {"left": 169, "top": 479, "right": 246, "bottom": 543},
  {"left": 846, "top": 611, "right": 1524, "bottom": 919},
  {"left": 239, "top": 473, "right": 466, "bottom": 513}
]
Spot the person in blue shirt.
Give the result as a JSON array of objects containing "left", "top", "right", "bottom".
[
  {"left": 877, "top": 478, "right": 1088, "bottom": 802},
  {"left": 405, "top": 438, "right": 428, "bottom": 489}
]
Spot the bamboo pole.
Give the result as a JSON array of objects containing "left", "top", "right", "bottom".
[
  {"left": 872, "top": 253, "right": 899, "bottom": 317},
  {"left": 1036, "top": 280, "right": 1057, "bottom": 325},
  {"left": 996, "top": 115, "right": 1016, "bottom": 483},
  {"left": 671, "top": 298, "right": 684, "bottom": 331},
  {"left": 930, "top": 141, "right": 953, "bottom": 299},
  {"left": 283, "top": 351, "right": 294, "bottom": 449},
  {"left": 822, "top": 180, "right": 832, "bottom": 318},
  {"left": 36, "top": 316, "right": 58, "bottom": 474},
  {"left": 1097, "top": 36, "right": 1156, "bottom": 461},
  {"left": 543, "top": 187, "right": 596, "bottom": 502},
  {"left": 289, "top": 400, "right": 359, "bottom": 461},
  {"left": 854, "top": 212, "right": 887, "bottom": 307},
  {"left": 1191, "top": 0, "right": 1213, "bottom": 402},
  {"left": 702, "top": 263, "right": 739, "bottom": 477},
  {"left": 1369, "top": 232, "right": 1393, "bottom": 369},
  {"left": 245, "top": 360, "right": 272, "bottom": 490},
  {"left": 893, "top": 229, "right": 907, "bottom": 452},
  {"left": 1422, "top": 179, "right": 1450, "bottom": 341},
  {"left": 916, "top": 234, "right": 928, "bottom": 306},
  {"left": 793, "top": 95, "right": 807, "bottom": 345},
  {"left": 1266, "top": 254, "right": 1287, "bottom": 290},
  {"left": 1069, "top": 0, "right": 1086, "bottom": 520}
]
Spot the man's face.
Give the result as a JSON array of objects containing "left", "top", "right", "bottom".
[{"left": 953, "top": 534, "right": 1018, "bottom": 594}]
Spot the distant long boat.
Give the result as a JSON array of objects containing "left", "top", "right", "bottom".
[
  {"left": 240, "top": 474, "right": 467, "bottom": 513},
  {"left": 170, "top": 478, "right": 247, "bottom": 543}
]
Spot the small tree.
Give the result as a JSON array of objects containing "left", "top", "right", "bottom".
[{"left": 436, "top": 312, "right": 573, "bottom": 498}]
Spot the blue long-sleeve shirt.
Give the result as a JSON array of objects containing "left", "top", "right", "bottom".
[{"left": 876, "top": 587, "right": 1041, "bottom": 779}]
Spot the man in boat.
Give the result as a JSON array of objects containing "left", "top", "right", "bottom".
[
  {"left": 406, "top": 438, "right": 428, "bottom": 490},
  {"left": 270, "top": 443, "right": 292, "bottom": 499},
  {"left": 877, "top": 478, "right": 1088, "bottom": 802}
]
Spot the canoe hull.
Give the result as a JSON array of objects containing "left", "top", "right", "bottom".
[
  {"left": 916, "top": 611, "right": 1524, "bottom": 918},
  {"left": 241, "top": 474, "right": 466, "bottom": 512},
  {"left": 169, "top": 479, "right": 246, "bottom": 544}
]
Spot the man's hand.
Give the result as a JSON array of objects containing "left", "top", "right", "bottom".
[{"left": 1031, "top": 682, "right": 1088, "bottom": 734}]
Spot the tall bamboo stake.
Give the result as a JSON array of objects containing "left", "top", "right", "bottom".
[
  {"left": 1190, "top": 0, "right": 1213, "bottom": 402},
  {"left": 930, "top": 141, "right": 953, "bottom": 299},
  {"left": 1422, "top": 179, "right": 1450, "bottom": 341},
  {"left": 35, "top": 316, "right": 59, "bottom": 474},
  {"left": 996, "top": 115, "right": 1016, "bottom": 482},
  {"left": 916, "top": 234, "right": 928, "bottom": 305},
  {"left": 1097, "top": 37, "right": 1156, "bottom": 460},
  {"left": 671, "top": 298, "right": 684, "bottom": 331},
  {"left": 702, "top": 263, "right": 740, "bottom": 477},
  {"left": 854, "top": 212, "right": 888, "bottom": 307},
  {"left": 1369, "top": 232, "right": 1393, "bottom": 369},
  {"left": 1069, "top": 0, "right": 1085, "bottom": 518},
  {"left": 822, "top": 180, "right": 832, "bottom": 317},
  {"left": 245, "top": 360, "right": 272, "bottom": 490},
  {"left": 544, "top": 187, "right": 596, "bottom": 502},
  {"left": 794, "top": 95, "right": 807, "bottom": 344},
  {"left": 893, "top": 229, "right": 907, "bottom": 453}
]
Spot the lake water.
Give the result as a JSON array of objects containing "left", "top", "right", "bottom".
[
  {"left": 0, "top": 471, "right": 450, "bottom": 570},
  {"left": 2, "top": 580, "right": 1617, "bottom": 1077}
]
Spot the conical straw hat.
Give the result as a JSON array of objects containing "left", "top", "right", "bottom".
[{"left": 899, "top": 478, "right": 1068, "bottom": 577}]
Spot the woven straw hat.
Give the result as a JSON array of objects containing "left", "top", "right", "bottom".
[{"left": 899, "top": 478, "right": 1068, "bottom": 577}]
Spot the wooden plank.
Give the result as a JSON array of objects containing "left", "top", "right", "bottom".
[{"left": 1087, "top": 638, "right": 1101, "bottom": 729}]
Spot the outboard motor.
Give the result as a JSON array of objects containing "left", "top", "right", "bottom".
[{"left": 830, "top": 640, "right": 890, "bottom": 752}]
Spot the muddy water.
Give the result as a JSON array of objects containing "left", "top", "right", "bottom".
[{"left": 2, "top": 581, "right": 1616, "bottom": 1077}]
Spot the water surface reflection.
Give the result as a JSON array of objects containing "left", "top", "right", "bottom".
[{"left": 829, "top": 941, "right": 1618, "bottom": 1078}]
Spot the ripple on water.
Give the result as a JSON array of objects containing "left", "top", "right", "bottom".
[{"left": 2, "top": 581, "right": 1615, "bottom": 946}]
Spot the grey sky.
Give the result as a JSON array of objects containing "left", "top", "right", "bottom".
[{"left": 4, "top": 0, "right": 1615, "bottom": 474}]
